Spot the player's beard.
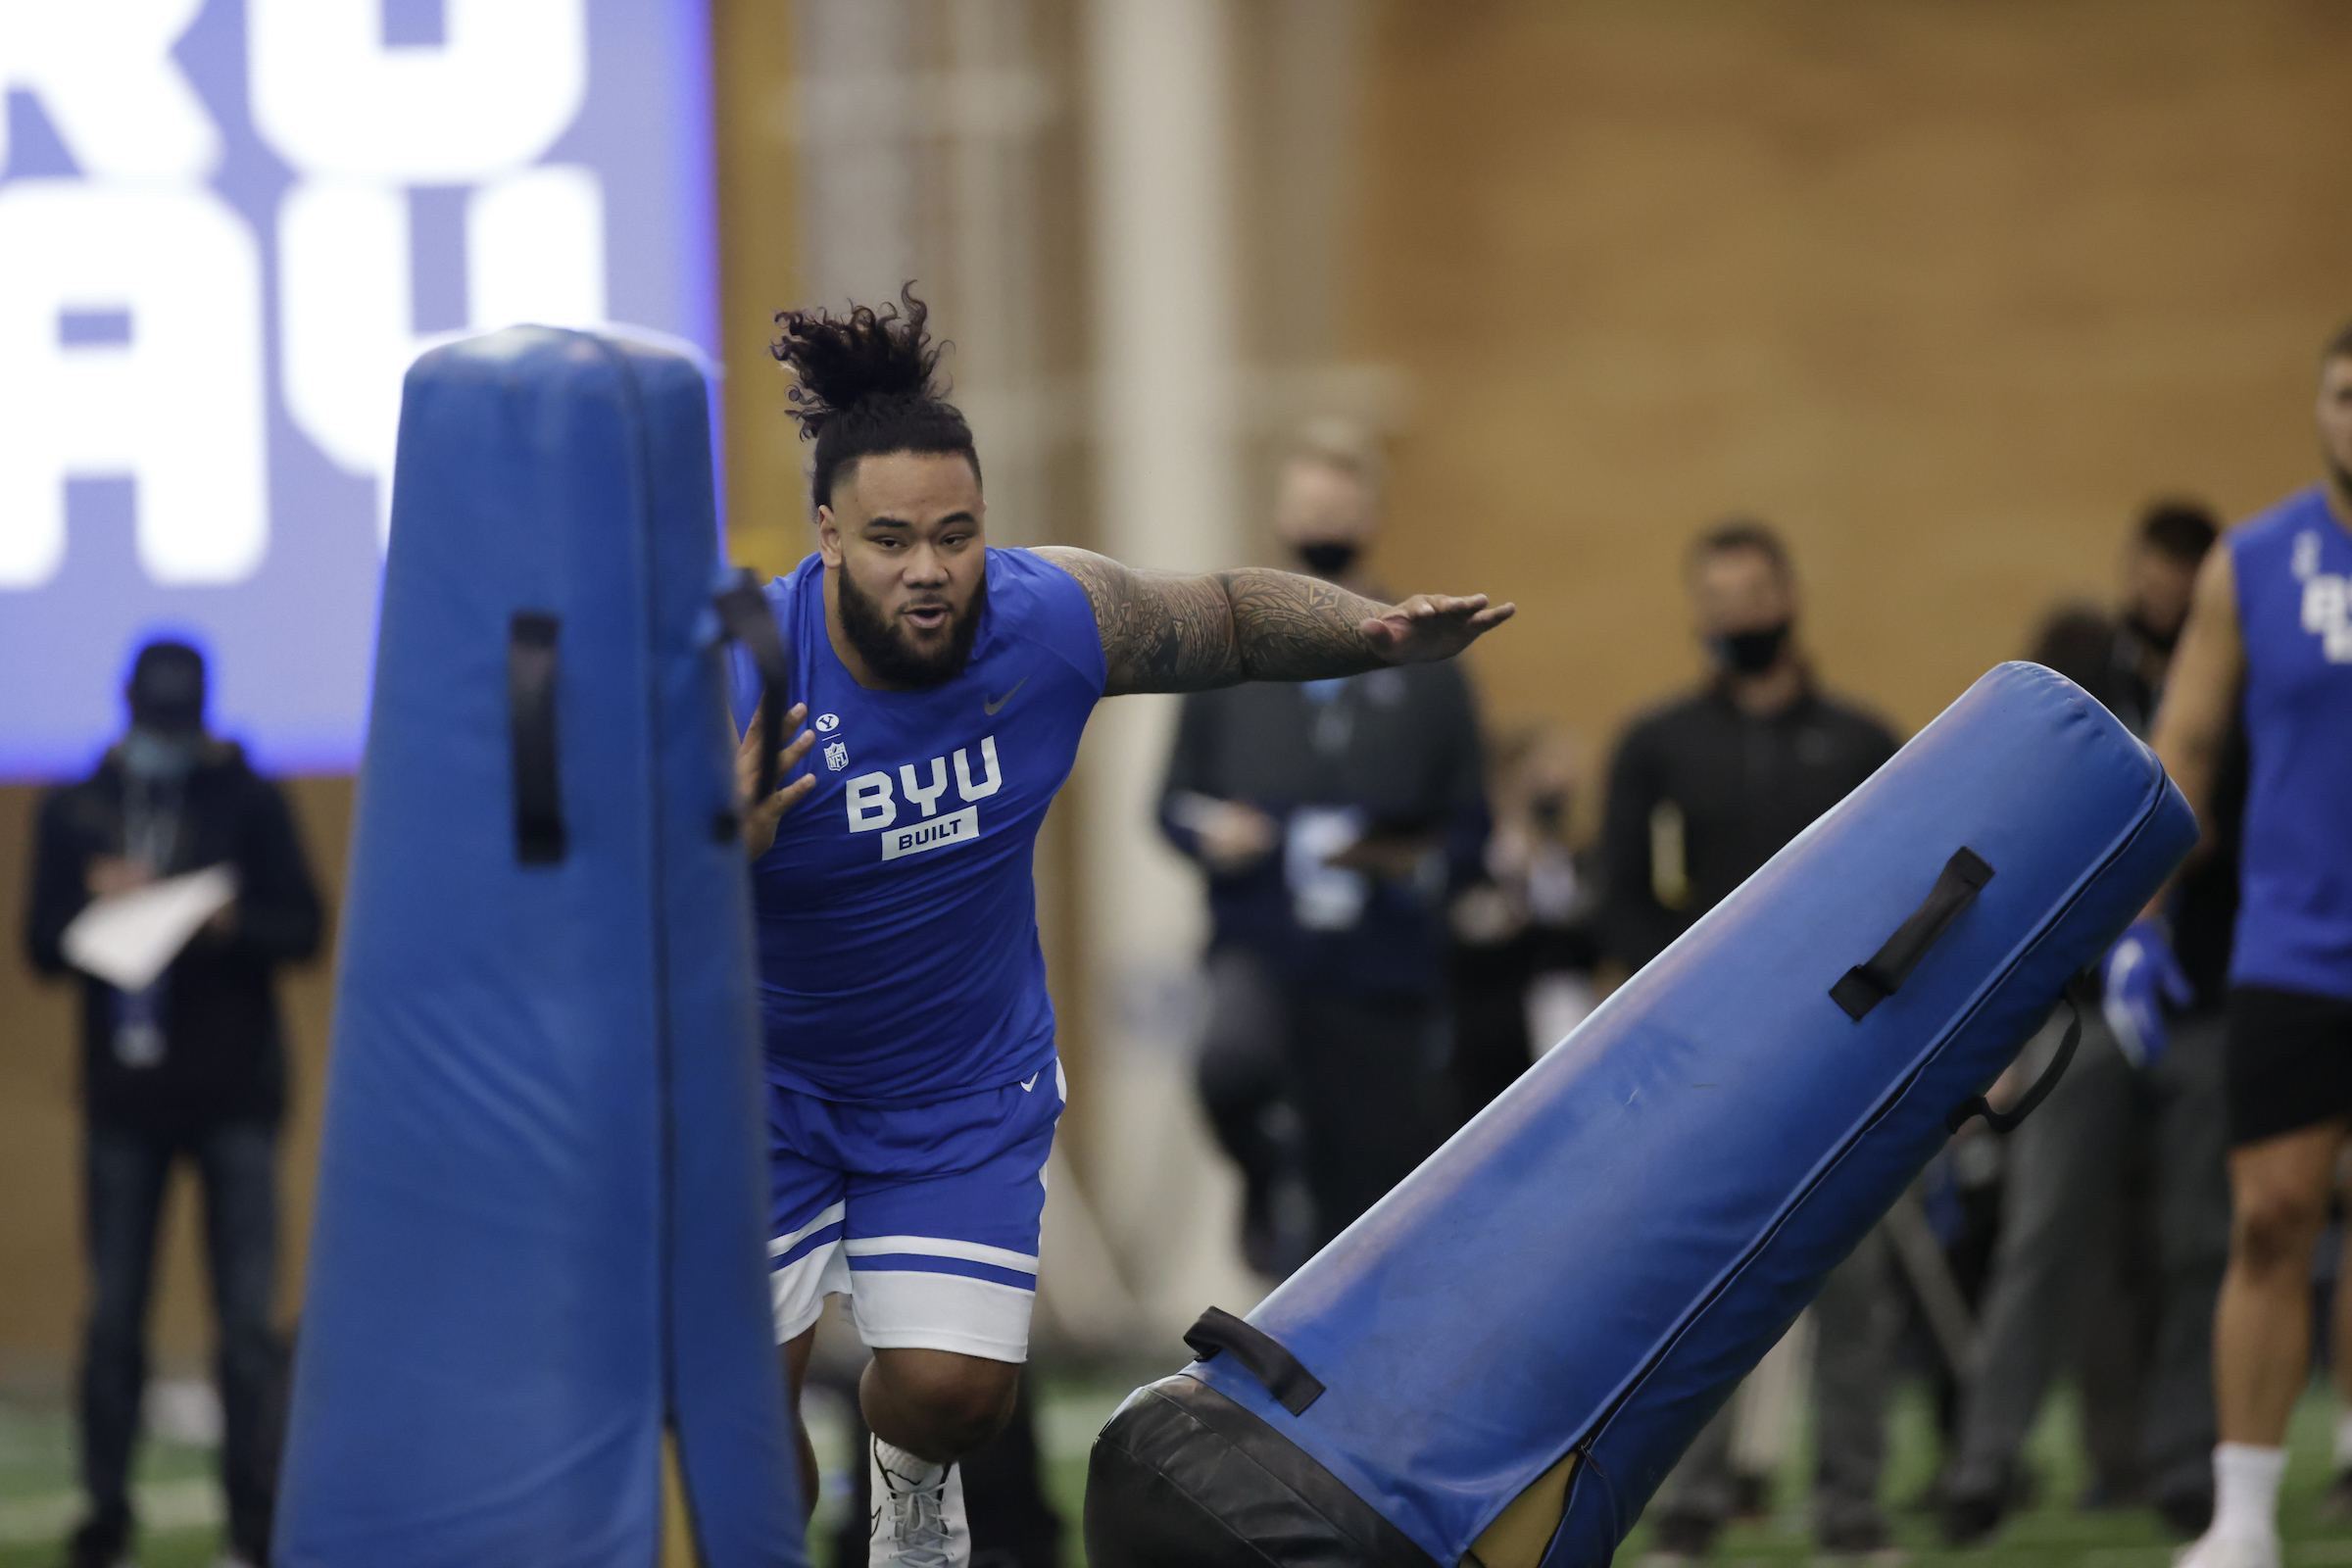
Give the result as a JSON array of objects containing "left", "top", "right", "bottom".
[{"left": 837, "top": 564, "right": 987, "bottom": 688}]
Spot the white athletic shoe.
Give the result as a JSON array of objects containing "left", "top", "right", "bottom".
[
  {"left": 869, "top": 1438, "right": 971, "bottom": 1568},
  {"left": 2174, "top": 1530, "right": 2280, "bottom": 1568}
]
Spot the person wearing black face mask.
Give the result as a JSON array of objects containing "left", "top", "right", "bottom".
[
  {"left": 1599, "top": 521, "right": 1896, "bottom": 976},
  {"left": 24, "top": 640, "right": 323, "bottom": 1568},
  {"left": 1160, "top": 419, "right": 1490, "bottom": 1272},
  {"left": 1710, "top": 619, "right": 1793, "bottom": 676},
  {"left": 1602, "top": 520, "right": 1903, "bottom": 1561},
  {"left": 1295, "top": 539, "right": 1362, "bottom": 579}
]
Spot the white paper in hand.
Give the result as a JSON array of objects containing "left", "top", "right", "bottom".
[{"left": 61, "top": 865, "right": 239, "bottom": 992}]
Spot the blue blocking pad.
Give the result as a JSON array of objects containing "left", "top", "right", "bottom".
[
  {"left": 277, "top": 330, "right": 804, "bottom": 1567},
  {"left": 1086, "top": 662, "right": 2195, "bottom": 1568}
]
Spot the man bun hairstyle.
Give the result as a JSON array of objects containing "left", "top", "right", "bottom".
[{"left": 770, "top": 285, "right": 980, "bottom": 509}]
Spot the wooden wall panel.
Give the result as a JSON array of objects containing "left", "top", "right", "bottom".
[
  {"left": 1348, "top": 0, "right": 2352, "bottom": 748},
  {"left": 712, "top": 0, "right": 808, "bottom": 579},
  {"left": 0, "top": 782, "right": 82, "bottom": 1383}
]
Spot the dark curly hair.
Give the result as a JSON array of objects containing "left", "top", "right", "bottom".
[{"left": 769, "top": 285, "right": 980, "bottom": 509}]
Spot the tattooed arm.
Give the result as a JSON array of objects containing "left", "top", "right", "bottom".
[{"left": 1032, "top": 547, "right": 1515, "bottom": 697}]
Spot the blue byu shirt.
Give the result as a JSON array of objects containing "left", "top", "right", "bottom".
[
  {"left": 2228, "top": 488, "right": 2352, "bottom": 1002},
  {"left": 729, "top": 549, "right": 1105, "bottom": 1101}
]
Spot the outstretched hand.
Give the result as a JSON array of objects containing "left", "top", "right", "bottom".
[
  {"left": 1360, "top": 593, "right": 1516, "bottom": 664},
  {"left": 736, "top": 698, "right": 818, "bottom": 861}
]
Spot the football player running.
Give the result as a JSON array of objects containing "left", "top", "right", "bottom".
[{"left": 731, "top": 290, "right": 1512, "bottom": 1567}]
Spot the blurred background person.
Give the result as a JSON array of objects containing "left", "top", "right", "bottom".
[
  {"left": 22, "top": 641, "right": 323, "bottom": 1568},
  {"left": 2159, "top": 322, "right": 2352, "bottom": 1568},
  {"left": 1606, "top": 521, "right": 1904, "bottom": 1560},
  {"left": 1940, "top": 502, "right": 2239, "bottom": 1545},
  {"left": 1446, "top": 723, "right": 1601, "bottom": 1123},
  {"left": 1160, "top": 417, "right": 1488, "bottom": 1269}
]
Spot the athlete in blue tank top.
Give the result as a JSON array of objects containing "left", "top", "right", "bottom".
[
  {"left": 730, "top": 545, "right": 1097, "bottom": 1104},
  {"left": 2135, "top": 322, "right": 2352, "bottom": 1568},
  {"left": 731, "top": 291, "right": 1515, "bottom": 1564}
]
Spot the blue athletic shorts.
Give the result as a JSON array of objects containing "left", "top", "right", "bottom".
[{"left": 767, "top": 1059, "right": 1065, "bottom": 1362}]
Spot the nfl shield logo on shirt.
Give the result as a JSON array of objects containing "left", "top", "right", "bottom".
[{"left": 824, "top": 741, "right": 849, "bottom": 771}]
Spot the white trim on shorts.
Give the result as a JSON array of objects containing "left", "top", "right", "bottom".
[
  {"left": 768, "top": 1221, "right": 1041, "bottom": 1361},
  {"left": 850, "top": 1270, "right": 1036, "bottom": 1363},
  {"left": 769, "top": 1201, "right": 851, "bottom": 1345},
  {"left": 843, "top": 1236, "right": 1040, "bottom": 1272},
  {"left": 768, "top": 1201, "right": 847, "bottom": 1258}
]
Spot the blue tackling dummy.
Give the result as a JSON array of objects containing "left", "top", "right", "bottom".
[
  {"left": 1086, "top": 661, "right": 2196, "bottom": 1568},
  {"left": 276, "top": 329, "right": 805, "bottom": 1567}
]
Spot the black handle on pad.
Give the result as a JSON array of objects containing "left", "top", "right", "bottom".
[
  {"left": 713, "top": 570, "right": 794, "bottom": 806},
  {"left": 1183, "top": 1307, "right": 1326, "bottom": 1416},
  {"left": 1947, "top": 993, "right": 2082, "bottom": 1135},
  {"left": 508, "top": 612, "right": 565, "bottom": 865},
  {"left": 1831, "top": 847, "right": 1995, "bottom": 1020}
]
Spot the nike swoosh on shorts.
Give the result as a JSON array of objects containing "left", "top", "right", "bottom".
[{"left": 1019, "top": 1073, "right": 1039, "bottom": 1091}]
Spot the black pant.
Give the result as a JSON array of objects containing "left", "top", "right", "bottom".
[
  {"left": 1196, "top": 951, "right": 1298, "bottom": 1222},
  {"left": 1196, "top": 952, "right": 1441, "bottom": 1250},
  {"left": 1448, "top": 938, "right": 1537, "bottom": 1126},
  {"left": 1283, "top": 989, "right": 1440, "bottom": 1247},
  {"left": 80, "top": 1119, "right": 282, "bottom": 1558}
]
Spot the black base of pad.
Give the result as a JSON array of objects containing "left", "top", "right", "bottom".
[{"left": 1084, "top": 1375, "right": 1438, "bottom": 1568}]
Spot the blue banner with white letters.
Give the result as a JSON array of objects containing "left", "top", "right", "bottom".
[{"left": 0, "top": 0, "right": 715, "bottom": 778}]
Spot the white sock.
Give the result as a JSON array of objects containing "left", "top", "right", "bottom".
[
  {"left": 2211, "top": 1444, "right": 2287, "bottom": 1544},
  {"left": 873, "top": 1437, "right": 947, "bottom": 1491},
  {"left": 2335, "top": 1408, "right": 2352, "bottom": 1469}
]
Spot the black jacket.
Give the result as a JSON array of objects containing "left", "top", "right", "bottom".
[
  {"left": 1159, "top": 663, "right": 1488, "bottom": 998},
  {"left": 24, "top": 742, "right": 324, "bottom": 1134},
  {"left": 1600, "top": 682, "right": 1899, "bottom": 973}
]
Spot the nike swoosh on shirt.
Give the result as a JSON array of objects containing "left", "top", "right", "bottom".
[
  {"left": 1019, "top": 1073, "right": 1040, "bottom": 1092},
  {"left": 983, "top": 677, "right": 1029, "bottom": 715}
]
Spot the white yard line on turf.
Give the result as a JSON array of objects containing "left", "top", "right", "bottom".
[{"left": 0, "top": 1478, "right": 219, "bottom": 1544}]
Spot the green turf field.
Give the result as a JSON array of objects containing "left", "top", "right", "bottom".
[
  {"left": 0, "top": 1397, "right": 220, "bottom": 1568},
  {"left": 6, "top": 1377, "right": 2349, "bottom": 1566},
  {"left": 1604, "top": 1380, "right": 2345, "bottom": 1568}
]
